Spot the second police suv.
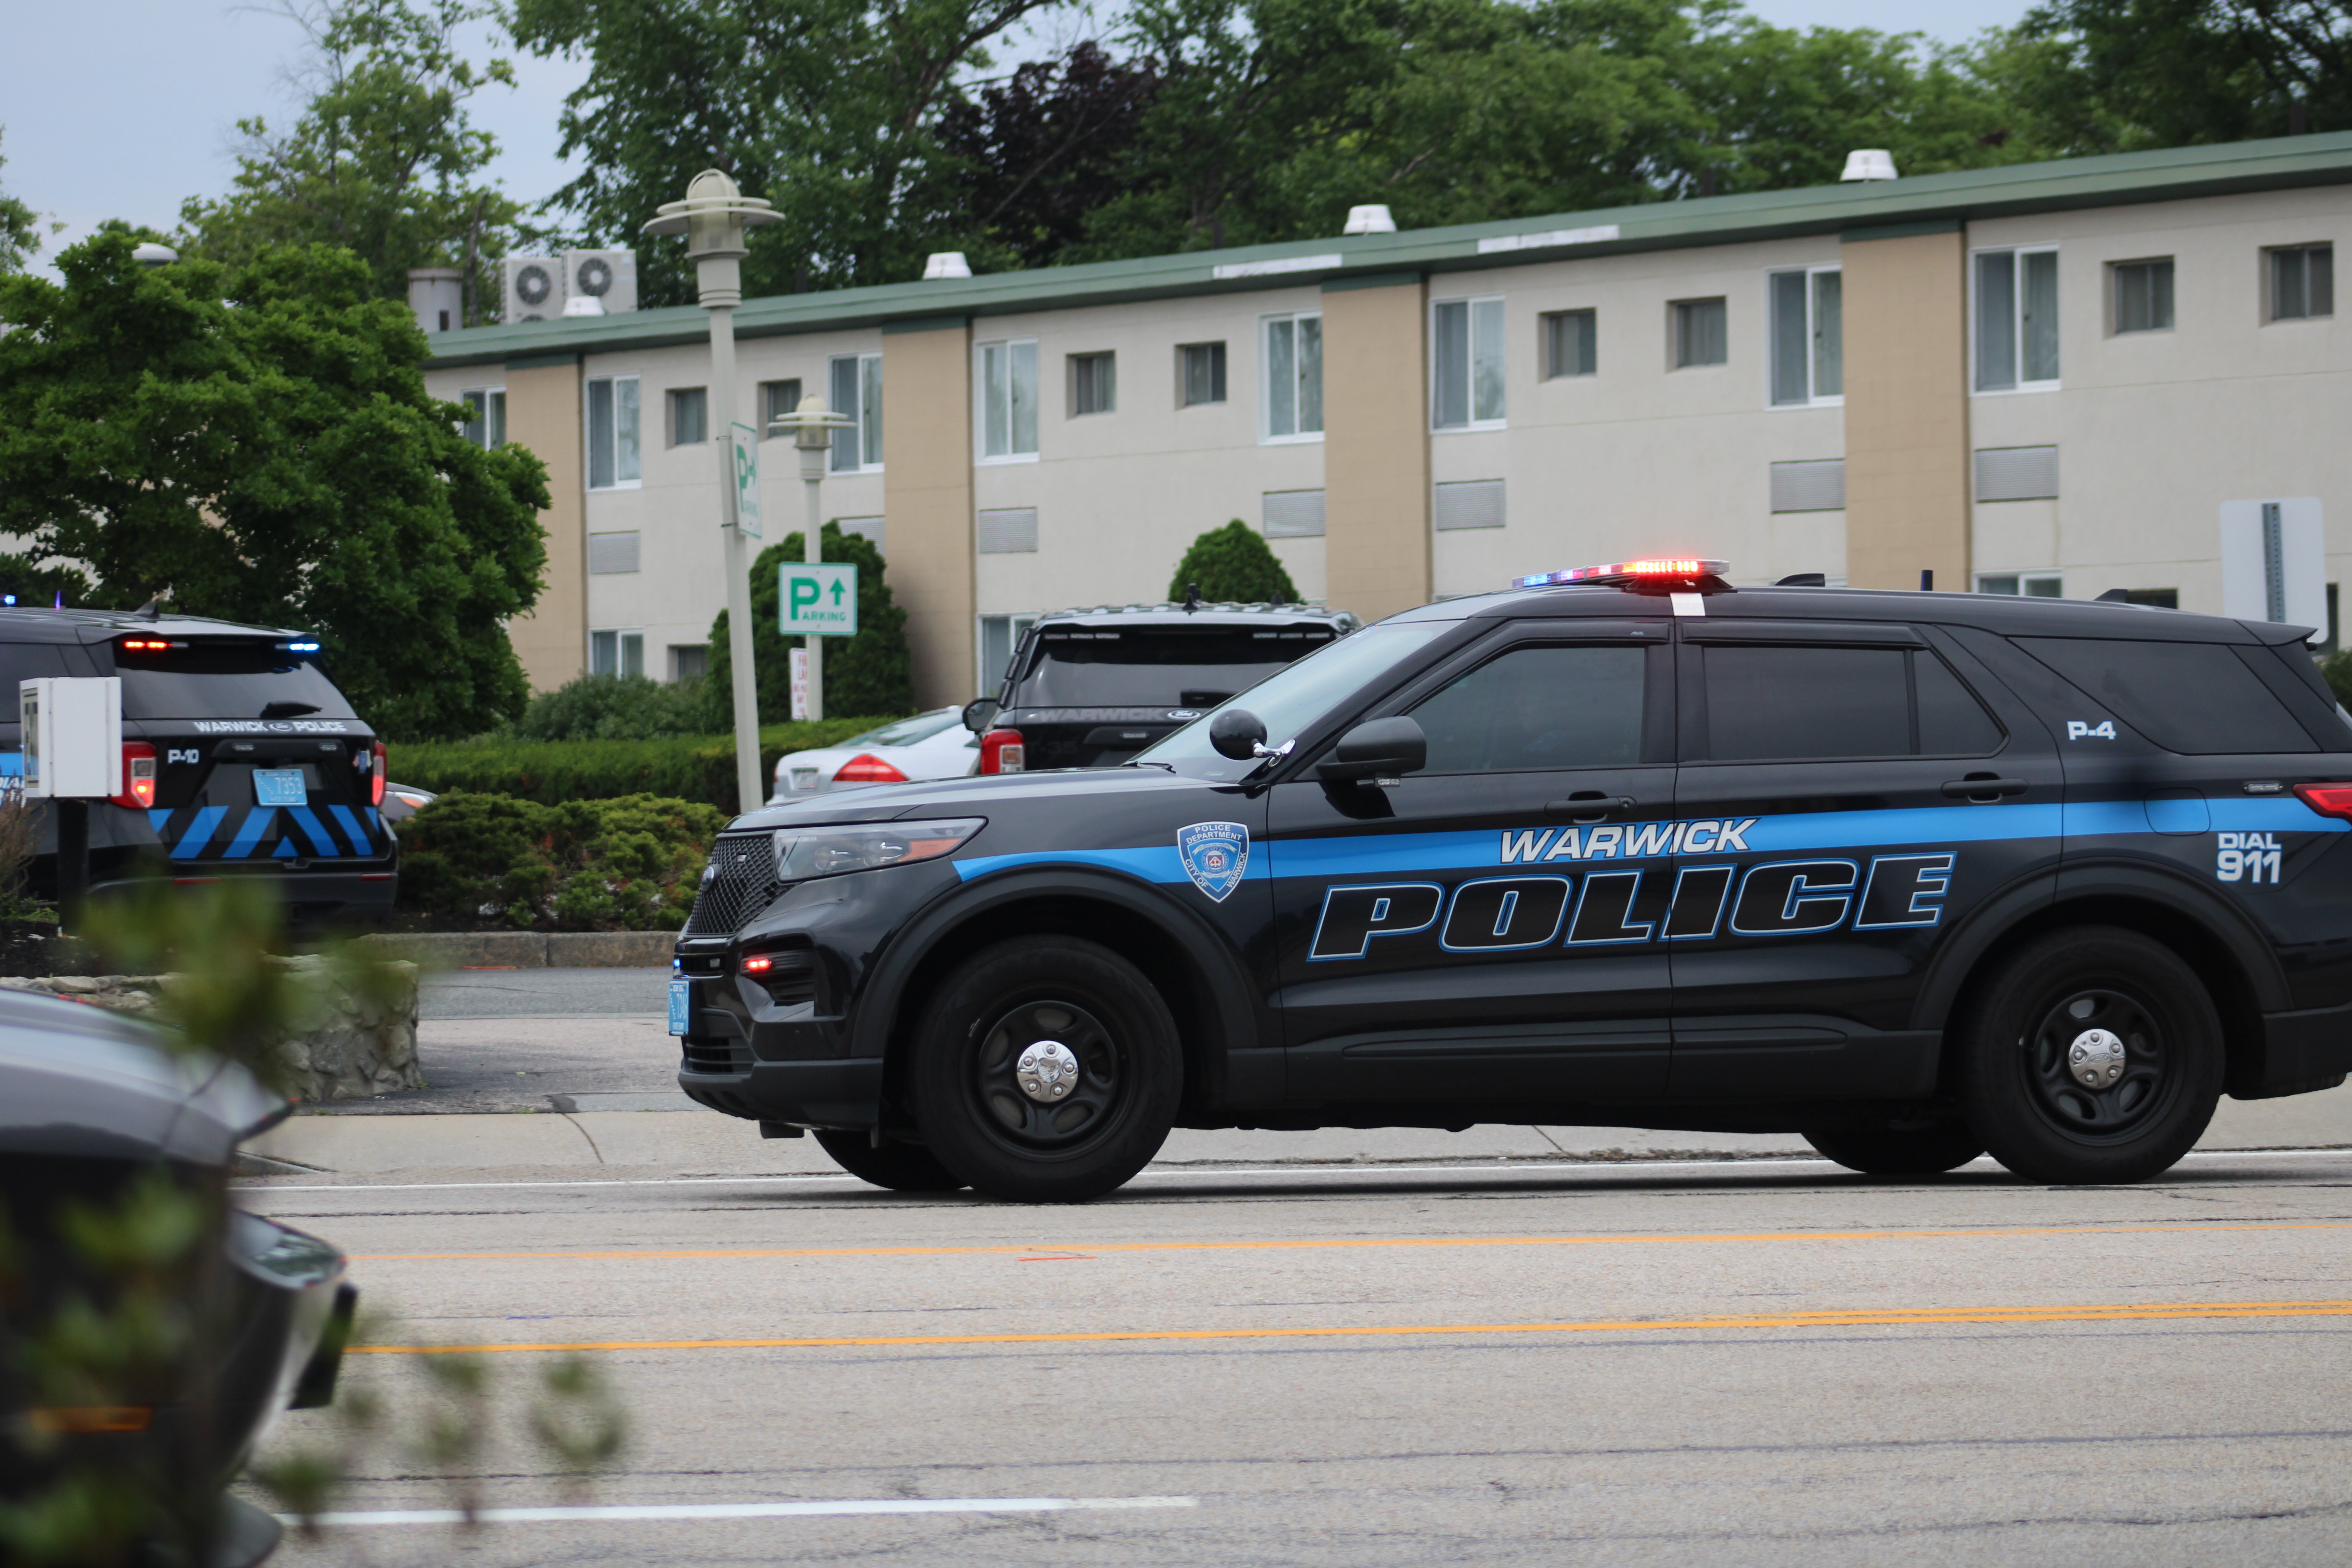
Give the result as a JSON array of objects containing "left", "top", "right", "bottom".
[{"left": 672, "top": 559, "right": 2352, "bottom": 1202}]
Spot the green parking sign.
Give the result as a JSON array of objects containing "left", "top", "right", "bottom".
[{"left": 780, "top": 562, "right": 858, "bottom": 637}]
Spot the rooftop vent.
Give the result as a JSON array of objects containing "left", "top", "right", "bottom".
[
  {"left": 1840, "top": 149, "right": 1898, "bottom": 182},
  {"left": 923, "top": 251, "right": 973, "bottom": 279},
  {"left": 1342, "top": 205, "right": 1396, "bottom": 235},
  {"left": 406, "top": 267, "right": 464, "bottom": 333}
]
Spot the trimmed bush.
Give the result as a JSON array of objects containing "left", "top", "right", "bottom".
[
  {"left": 507, "top": 672, "right": 712, "bottom": 741},
  {"left": 385, "top": 719, "right": 888, "bottom": 814},
  {"left": 1168, "top": 519, "right": 1301, "bottom": 604},
  {"left": 396, "top": 791, "right": 730, "bottom": 931}
]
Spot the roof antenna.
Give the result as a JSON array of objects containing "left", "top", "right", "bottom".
[
  {"left": 1183, "top": 582, "right": 1201, "bottom": 612},
  {"left": 133, "top": 596, "right": 163, "bottom": 619}
]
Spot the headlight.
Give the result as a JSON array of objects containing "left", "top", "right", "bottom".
[{"left": 773, "top": 818, "right": 984, "bottom": 882}]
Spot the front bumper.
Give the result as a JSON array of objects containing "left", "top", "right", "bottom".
[{"left": 680, "top": 1056, "right": 885, "bottom": 1127}]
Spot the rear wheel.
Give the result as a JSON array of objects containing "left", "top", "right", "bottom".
[
  {"left": 1803, "top": 1117, "right": 1984, "bottom": 1175},
  {"left": 909, "top": 936, "right": 1181, "bottom": 1203},
  {"left": 811, "top": 1129, "right": 967, "bottom": 1192},
  {"left": 1956, "top": 927, "right": 2221, "bottom": 1185}
]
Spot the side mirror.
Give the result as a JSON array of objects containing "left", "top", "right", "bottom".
[
  {"left": 961, "top": 698, "right": 1000, "bottom": 735},
  {"left": 1209, "top": 709, "right": 1267, "bottom": 761},
  {"left": 1317, "top": 715, "right": 1427, "bottom": 783}
]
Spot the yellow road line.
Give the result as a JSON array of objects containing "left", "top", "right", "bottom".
[
  {"left": 349, "top": 1221, "right": 2352, "bottom": 1265},
  {"left": 348, "top": 1299, "right": 2352, "bottom": 1356}
]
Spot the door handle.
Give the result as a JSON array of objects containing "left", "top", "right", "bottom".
[
  {"left": 1548, "top": 793, "right": 1635, "bottom": 823},
  {"left": 1942, "top": 775, "right": 2027, "bottom": 801}
]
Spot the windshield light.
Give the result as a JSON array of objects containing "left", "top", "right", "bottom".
[
  {"left": 1514, "top": 558, "right": 1729, "bottom": 588},
  {"left": 773, "top": 818, "right": 985, "bottom": 882}
]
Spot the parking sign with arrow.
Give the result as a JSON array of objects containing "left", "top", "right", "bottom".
[{"left": 779, "top": 562, "right": 858, "bottom": 637}]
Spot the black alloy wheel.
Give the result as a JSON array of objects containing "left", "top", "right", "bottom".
[
  {"left": 1956, "top": 926, "right": 2222, "bottom": 1185},
  {"left": 811, "top": 1129, "right": 968, "bottom": 1192},
  {"left": 910, "top": 936, "right": 1181, "bottom": 1203},
  {"left": 1802, "top": 1116, "right": 1985, "bottom": 1176}
]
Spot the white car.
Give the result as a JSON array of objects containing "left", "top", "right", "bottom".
[{"left": 768, "top": 708, "right": 980, "bottom": 804}]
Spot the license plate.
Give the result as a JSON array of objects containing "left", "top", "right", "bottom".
[
  {"left": 253, "top": 768, "right": 307, "bottom": 806},
  {"left": 668, "top": 978, "right": 691, "bottom": 1035}
]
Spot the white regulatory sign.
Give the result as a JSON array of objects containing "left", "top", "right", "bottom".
[
  {"left": 729, "top": 422, "right": 761, "bottom": 539},
  {"left": 780, "top": 562, "right": 858, "bottom": 637}
]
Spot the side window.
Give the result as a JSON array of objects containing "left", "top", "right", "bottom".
[
  {"left": 1698, "top": 645, "right": 2002, "bottom": 761},
  {"left": 2012, "top": 637, "right": 2317, "bottom": 754},
  {"left": 1915, "top": 653, "right": 2004, "bottom": 755},
  {"left": 1409, "top": 645, "right": 1647, "bottom": 774}
]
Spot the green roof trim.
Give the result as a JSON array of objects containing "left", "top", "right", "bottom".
[
  {"left": 1840, "top": 218, "right": 1967, "bottom": 243},
  {"left": 502, "top": 350, "right": 583, "bottom": 369},
  {"left": 879, "top": 314, "right": 970, "bottom": 335},
  {"left": 425, "top": 132, "right": 2352, "bottom": 370},
  {"left": 1322, "top": 270, "right": 1428, "bottom": 294}
]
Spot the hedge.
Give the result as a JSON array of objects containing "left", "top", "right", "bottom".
[
  {"left": 385, "top": 718, "right": 896, "bottom": 815},
  {"left": 396, "top": 791, "right": 728, "bottom": 931}
]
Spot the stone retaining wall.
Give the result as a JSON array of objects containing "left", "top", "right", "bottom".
[{"left": 356, "top": 930, "right": 677, "bottom": 969}]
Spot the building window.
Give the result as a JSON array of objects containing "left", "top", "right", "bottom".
[
  {"left": 670, "top": 644, "right": 710, "bottom": 683},
  {"left": 760, "top": 378, "right": 803, "bottom": 437},
  {"left": 1974, "top": 247, "right": 2060, "bottom": 392},
  {"left": 590, "top": 629, "right": 644, "bottom": 677},
  {"left": 1261, "top": 312, "right": 1323, "bottom": 441},
  {"left": 1768, "top": 267, "right": 1842, "bottom": 405},
  {"left": 2112, "top": 259, "right": 2174, "bottom": 334},
  {"left": 586, "top": 532, "right": 640, "bottom": 574},
  {"left": 977, "top": 613, "right": 1041, "bottom": 696},
  {"left": 829, "top": 353, "right": 884, "bottom": 472},
  {"left": 460, "top": 388, "right": 506, "bottom": 448},
  {"left": 977, "top": 507, "right": 1039, "bottom": 553},
  {"left": 1069, "top": 351, "right": 1116, "bottom": 416},
  {"left": 586, "top": 375, "right": 641, "bottom": 490},
  {"left": 1262, "top": 489, "right": 1325, "bottom": 538},
  {"left": 668, "top": 386, "right": 708, "bottom": 447},
  {"left": 2270, "top": 243, "right": 2334, "bottom": 321},
  {"left": 1432, "top": 297, "right": 1505, "bottom": 429},
  {"left": 1975, "top": 445, "right": 2060, "bottom": 503},
  {"left": 1977, "top": 573, "right": 2063, "bottom": 598},
  {"left": 1541, "top": 309, "right": 1595, "bottom": 379},
  {"left": 977, "top": 339, "right": 1039, "bottom": 461},
  {"left": 1180, "top": 342, "right": 1227, "bottom": 406},
  {"left": 1769, "top": 459, "right": 1846, "bottom": 513},
  {"left": 1433, "top": 479, "right": 1505, "bottom": 530},
  {"left": 1672, "top": 298, "right": 1727, "bottom": 369}
]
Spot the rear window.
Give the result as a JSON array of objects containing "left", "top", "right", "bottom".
[
  {"left": 0, "top": 644, "right": 72, "bottom": 716},
  {"left": 1697, "top": 645, "right": 2002, "bottom": 761},
  {"left": 1012, "top": 627, "right": 1335, "bottom": 708},
  {"left": 112, "top": 643, "right": 359, "bottom": 724},
  {"left": 2013, "top": 637, "right": 2315, "bottom": 754}
]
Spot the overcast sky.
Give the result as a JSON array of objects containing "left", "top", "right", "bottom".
[{"left": 3, "top": 0, "right": 2033, "bottom": 278}]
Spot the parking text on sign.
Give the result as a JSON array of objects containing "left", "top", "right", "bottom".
[{"left": 780, "top": 563, "right": 859, "bottom": 637}]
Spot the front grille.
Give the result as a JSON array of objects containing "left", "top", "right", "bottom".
[
  {"left": 684, "top": 832, "right": 784, "bottom": 936},
  {"left": 682, "top": 1038, "right": 751, "bottom": 1074}
]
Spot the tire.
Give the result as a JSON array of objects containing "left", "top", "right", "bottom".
[
  {"left": 1803, "top": 1117, "right": 1985, "bottom": 1176},
  {"left": 812, "top": 1128, "right": 968, "bottom": 1192},
  {"left": 908, "top": 936, "right": 1181, "bottom": 1203},
  {"left": 1955, "top": 926, "right": 2222, "bottom": 1185}
]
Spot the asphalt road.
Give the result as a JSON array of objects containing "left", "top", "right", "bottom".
[{"left": 241, "top": 1151, "right": 2352, "bottom": 1566}]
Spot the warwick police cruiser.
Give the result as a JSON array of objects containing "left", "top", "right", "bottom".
[{"left": 671, "top": 559, "right": 2352, "bottom": 1202}]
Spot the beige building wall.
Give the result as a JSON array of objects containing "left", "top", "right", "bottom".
[
  {"left": 498, "top": 358, "right": 586, "bottom": 690},
  {"left": 1322, "top": 279, "right": 1432, "bottom": 619},
  {"left": 883, "top": 321, "right": 977, "bottom": 708},
  {"left": 1841, "top": 228, "right": 1971, "bottom": 594}
]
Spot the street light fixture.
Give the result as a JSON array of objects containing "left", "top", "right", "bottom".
[
  {"left": 786, "top": 393, "right": 853, "bottom": 720},
  {"left": 642, "top": 170, "right": 780, "bottom": 815}
]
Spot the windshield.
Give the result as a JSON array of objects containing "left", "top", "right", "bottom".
[
  {"left": 1136, "top": 620, "right": 1454, "bottom": 778},
  {"left": 846, "top": 710, "right": 964, "bottom": 748},
  {"left": 1011, "top": 627, "right": 1336, "bottom": 709}
]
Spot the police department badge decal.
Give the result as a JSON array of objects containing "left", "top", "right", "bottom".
[{"left": 1177, "top": 821, "right": 1249, "bottom": 902}]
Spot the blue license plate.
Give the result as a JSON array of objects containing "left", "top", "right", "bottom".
[
  {"left": 253, "top": 768, "right": 307, "bottom": 806},
  {"left": 668, "top": 978, "right": 691, "bottom": 1035}
]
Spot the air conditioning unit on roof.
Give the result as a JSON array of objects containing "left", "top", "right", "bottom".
[
  {"left": 564, "top": 250, "right": 637, "bottom": 314},
  {"left": 503, "top": 256, "right": 564, "bottom": 323}
]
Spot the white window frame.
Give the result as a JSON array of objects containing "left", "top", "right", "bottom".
[
  {"left": 1971, "top": 244, "right": 2061, "bottom": 396},
  {"left": 829, "top": 353, "right": 884, "bottom": 473},
  {"left": 1766, "top": 264, "right": 1843, "bottom": 409},
  {"left": 977, "top": 613, "right": 1041, "bottom": 698},
  {"left": 1259, "top": 311, "right": 1324, "bottom": 445},
  {"left": 585, "top": 374, "right": 641, "bottom": 491},
  {"left": 1976, "top": 572, "right": 2063, "bottom": 599},
  {"left": 459, "top": 387, "right": 506, "bottom": 448},
  {"left": 1431, "top": 295, "right": 1506, "bottom": 431},
  {"left": 975, "top": 338, "right": 1040, "bottom": 463},
  {"left": 589, "top": 628, "right": 645, "bottom": 678}
]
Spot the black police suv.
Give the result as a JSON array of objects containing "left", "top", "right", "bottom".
[
  {"left": 0, "top": 609, "right": 395, "bottom": 923},
  {"left": 964, "top": 601, "right": 1361, "bottom": 775},
  {"left": 673, "top": 559, "right": 2352, "bottom": 1201}
]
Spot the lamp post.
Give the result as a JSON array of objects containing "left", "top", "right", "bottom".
[{"left": 642, "top": 169, "right": 779, "bottom": 816}]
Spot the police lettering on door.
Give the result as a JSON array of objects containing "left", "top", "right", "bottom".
[{"left": 1307, "top": 817, "right": 1957, "bottom": 961}]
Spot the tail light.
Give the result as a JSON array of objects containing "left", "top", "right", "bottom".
[
  {"left": 979, "top": 728, "right": 1025, "bottom": 775},
  {"left": 832, "top": 753, "right": 908, "bottom": 785},
  {"left": 2294, "top": 784, "right": 2352, "bottom": 821},
  {"left": 112, "top": 742, "right": 156, "bottom": 810},
  {"left": 370, "top": 740, "right": 386, "bottom": 807}
]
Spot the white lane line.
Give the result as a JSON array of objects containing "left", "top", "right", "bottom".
[
  {"left": 286, "top": 1495, "right": 1197, "bottom": 1526},
  {"left": 234, "top": 1146, "right": 2352, "bottom": 1195}
]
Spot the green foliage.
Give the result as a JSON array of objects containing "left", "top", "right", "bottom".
[
  {"left": 707, "top": 524, "right": 915, "bottom": 726},
  {"left": 394, "top": 790, "right": 728, "bottom": 929},
  {"left": 0, "top": 127, "right": 57, "bottom": 276},
  {"left": 387, "top": 719, "right": 884, "bottom": 813},
  {"left": 0, "top": 233, "right": 549, "bottom": 740},
  {"left": 2318, "top": 649, "right": 2352, "bottom": 711},
  {"left": 177, "top": 0, "right": 529, "bottom": 311},
  {"left": 1169, "top": 519, "right": 1303, "bottom": 604},
  {"left": 506, "top": 672, "right": 712, "bottom": 741}
]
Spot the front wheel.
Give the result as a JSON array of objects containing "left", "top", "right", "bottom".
[
  {"left": 1956, "top": 927, "right": 2222, "bottom": 1185},
  {"left": 909, "top": 936, "right": 1181, "bottom": 1202},
  {"left": 1803, "top": 1116, "right": 1984, "bottom": 1176},
  {"left": 812, "top": 1129, "right": 968, "bottom": 1192}
]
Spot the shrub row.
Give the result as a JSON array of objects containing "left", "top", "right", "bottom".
[
  {"left": 384, "top": 718, "right": 894, "bottom": 813},
  {"left": 396, "top": 791, "right": 730, "bottom": 931}
]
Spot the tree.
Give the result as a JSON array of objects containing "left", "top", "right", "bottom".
[
  {"left": 0, "top": 234, "right": 548, "bottom": 739},
  {"left": 706, "top": 524, "right": 914, "bottom": 728},
  {"left": 1169, "top": 520, "right": 1302, "bottom": 604},
  {"left": 0, "top": 127, "right": 53, "bottom": 275},
  {"left": 177, "top": 0, "right": 525, "bottom": 314}
]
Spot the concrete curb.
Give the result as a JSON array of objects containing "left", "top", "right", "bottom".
[{"left": 359, "top": 931, "right": 676, "bottom": 969}]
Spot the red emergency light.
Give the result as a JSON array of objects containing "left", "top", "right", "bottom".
[{"left": 1514, "top": 558, "right": 1730, "bottom": 589}]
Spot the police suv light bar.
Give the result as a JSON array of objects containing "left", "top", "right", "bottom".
[{"left": 1513, "top": 558, "right": 1730, "bottom": 589}]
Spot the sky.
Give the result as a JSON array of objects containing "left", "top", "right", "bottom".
[{"left": 2, "top": 0, "right": 2034, "bottom": 280}]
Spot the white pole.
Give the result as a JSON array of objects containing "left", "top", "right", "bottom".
[
  {"left": 800, "top": 442, "right": 825, "bottom": 722},
  {"left": 708, "top": 301, "right": 762, "bottom": 815}
]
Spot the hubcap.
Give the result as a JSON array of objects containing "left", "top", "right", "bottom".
[
  {"left": 2025, "top": 987, "right": 2171, "bottom": 1140},
  {"left": 1015, "top": 1040, "right": 1081, "bottom": 1102},
  {"left": 971, "top": 999, "right": 1122, "bottom": 1149},
  {"left": 2068, "top": 1027, "right": 2127, "bottom": 1087}
]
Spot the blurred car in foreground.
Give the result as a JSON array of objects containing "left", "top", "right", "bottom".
[
  {"left": 0, "top": 990, "right": 354, "bottom": 1567},
  {"left": 768, "top": 708, "right": 978, "bottom": 804}
]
